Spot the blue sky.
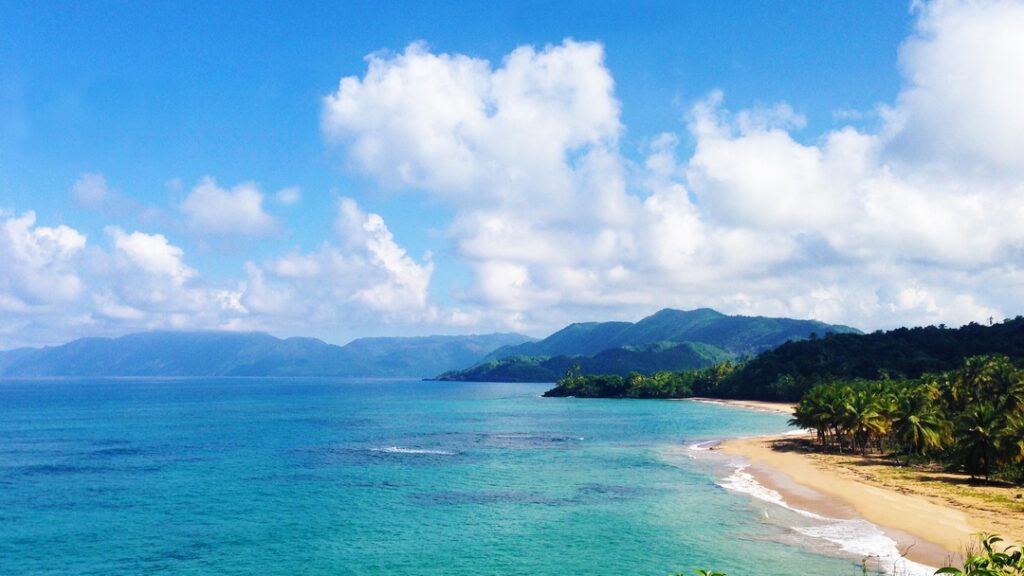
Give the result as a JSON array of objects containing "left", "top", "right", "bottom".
[{"left": 2, "top": 1, "right": 1022, "bottom": 348}]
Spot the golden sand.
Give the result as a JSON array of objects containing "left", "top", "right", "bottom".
[{"left": 719, "top": 434, "right": 1024, "bottom": 567}]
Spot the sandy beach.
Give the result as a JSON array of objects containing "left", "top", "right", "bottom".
[
  {"left": 719, "top": 433, "right": 1024, "bottom": 568},
  {"left": 686, "top": 397, "right": 796, "bottom": 415}
]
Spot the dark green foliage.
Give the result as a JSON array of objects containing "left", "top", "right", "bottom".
[
  {"left": 437, "top": 341, "right": 731, "bottom": 382},
  {"left": 724, "top": 317, "right": 1024, "bottom": 401},
  {"left": 543, "top": 362, "right": 735, "bottom": 399},
  {"left": 489, "top": 308, "right": 858, "bottom": 361},
  {"left": 790, "top": 356, "right": 1024, "bottom": 482},
  {"left": 0, "top": 331, "right": 534, "bottom": 378},
  {"left": 442, "top": 308, "right": 857, "bottom": 382}
]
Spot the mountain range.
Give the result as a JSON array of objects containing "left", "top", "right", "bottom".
[
  {"left": 0, "top": 308, "right": 861, "bottom": 380},
  {"left": 0, "top": 331, "right": 533, "bottom": 378},
  {"left": 436, "top": 308, "right": 860, "bottom": 381}
]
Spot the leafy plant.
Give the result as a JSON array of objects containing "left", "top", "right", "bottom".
[{"left": 935, "top": 534, "right": 1024, "bottom": 575}]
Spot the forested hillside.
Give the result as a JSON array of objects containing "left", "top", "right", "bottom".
[
  {"left": 544, "top": 317, "right": 1024, "bottom": 402},
  {"left": 440, "top": 308, "right": 858, "bottom": 381}
]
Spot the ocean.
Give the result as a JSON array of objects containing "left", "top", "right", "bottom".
[{"left": 0, "top": 378, "right": 928, "bottom": 575}]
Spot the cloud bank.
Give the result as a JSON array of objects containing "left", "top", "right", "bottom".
[
  {"left": 2, "top": 0, "right": 1022, "bottom": 347},
  {"left": 320, "top": 1, "right": 1023, "bottom": 333}
]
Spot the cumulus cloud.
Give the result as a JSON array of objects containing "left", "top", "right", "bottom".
[
  {"left": 0, "top": 211, "right": 86, "bottom": 309},
  {"left": 180, "top": 177, "right": 278, "bottom": 236},
  {"left": 0, "top": 210, "right": 255, "bottom": 347},
  {"left": 107, "top": 228, "right": 197, "bottom": 286},
  {"left": 323, "top": 40, "right": 620, "bottom": 209},
  {"left": 5, "top": 1, "right": 1023, "bottom": 347},
  {"left": 0, "top": 195, "right": 436, "bottom": 347},
  {"left": 240, "top": 198, "right": 434, "bottom": 327},
  {"left": 320, "top": 4, "right": 1024, "bottom": 333},
  {"left": 890, "top": 0, "right": 1024, "bottom": 177}
]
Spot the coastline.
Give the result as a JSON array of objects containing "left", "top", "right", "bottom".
[
  {"left": 683, "top": 397, "right": 1024, "bottom": 571},
  {"left": 718, "top": 434, "right": 966, "bottom": 568},
  {"left": 718, "top": 433, "right": 1024, "bottom": 571},
  {"left": 685, "top": 397, "right": 796, "bottom": 416}
]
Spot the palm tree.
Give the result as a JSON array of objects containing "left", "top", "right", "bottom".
[
  {"left": 956, "top": 403, "right": 1003, "bottom": 481},
  {"left": 843, "top": 390, "right": 886, "bottom": 456},
  {"left": 1001, "top": 413, "right": 1024, "bottom": 483},
  {"left": 891, "top": 389, "right": 947, "bottom": 465},
  {"left": 822, "top": 384, "right": 853, "bottom": 452},
  {"left": 980, "top": 355, "right": 1024, "bottom": 413},
  {"left": 790, "top": 387, "right": 832, "bottom": 449}
]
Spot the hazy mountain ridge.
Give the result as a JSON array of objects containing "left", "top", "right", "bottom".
[
  {"left": 439, "top": 308, "right": 861, "bottom": 381},
  {"left": 0, "top": 331, "right": 534, "bottom": 378}
]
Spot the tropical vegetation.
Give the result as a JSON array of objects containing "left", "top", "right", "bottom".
[
  {"left": 788, "top": 355, "right": 1024, "bottom": 482},
  {"left": 543, "top": 317, "right": 1024, "bottom": 402},
  {"left": 438, "top": 307, "right": 858, "bottom": 381},
  {"left": 550, "top": 354, "right": 1024, "bottom": 482},
  {"left": 543, "top": 362, "right": 737, "bottom": 398},
  {"left": 722, "top": 316, "right": 1024, "bottom": 401}
]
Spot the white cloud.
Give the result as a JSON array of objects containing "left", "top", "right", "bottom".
[
  {"left": 323, "top": 39, "right": 620, "bottom": 209},
  {"left": 5, "top": 2, "right": 1024, "bottom": 347},
  {"left": 0, "top": 211, "right": 86, "bottom": 307},
  {"left": 319, "top": 6, "right": 1024, "bottom": 333},
  {"left": 107, "top": 227, "right": 196, "bottom": 286},
  {"left": 239, "top": 198, "right": 434, "bottom": 329},
  {"left": 275, "top": 186, "right": 301, "bottom": 205},
  {"left": 890, "top": 0, "right": 1024, "bottom": 177},
  {"left": 71, "top": 173, "right": 112, "bottom": 208},
  {"left": 180, "top": 177, "right": 278, "bottom": 236},
  {"left": 1, "top": 191, "right": 439, "bottom": 347}
]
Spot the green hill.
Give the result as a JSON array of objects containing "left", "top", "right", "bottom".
[
  {"left": 438, "top": 308, "right": 860, "bottom": 381},
  {"left": 542, "top": 316, "right": 1024, "bottom": 401},
  {"left": 439, "top": 341, "right": 732, "bottom": 382},
  {"left": 709, "top": 316, "right": 1024, "bottom": 401}
]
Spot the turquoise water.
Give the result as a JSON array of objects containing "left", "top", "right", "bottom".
[{"left": 0, "top": 378, "right": 863, "bottom": 575}]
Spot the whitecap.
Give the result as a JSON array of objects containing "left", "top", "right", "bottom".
[
  {"left": 372, "top": 446, "right": 455, "bottom": 456},
  {"left": 717, "top": 464, "right": 936, "bottom": 576},
  {"left": 687, "top": 440, "right": 718, "bottom": 452}
]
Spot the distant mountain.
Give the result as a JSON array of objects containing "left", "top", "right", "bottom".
[
  {"left": 484, "top": 308, "right": 858, "bottom": 360},
  {"left": 437, "top": 308, "right": 860, "bottom": 382},
  {"left": 0, "top": 331, "right": 534, "bottom": 378}
]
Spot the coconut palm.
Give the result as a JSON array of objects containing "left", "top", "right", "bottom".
[
  {"left": 1001, "top": 413, "right": 1024, "bottom": 479},
  {"left": 891, "top": 389, "right": 947, "bottom": 465},
  {"left": 790, "top": 386, "right": 833, "bottom": 449},
  {"left": 843, "top": 390, "right": 886, "bottom": 456},
  {"left": 956, "top": 403, "right": 1003, "bottom": 481}
]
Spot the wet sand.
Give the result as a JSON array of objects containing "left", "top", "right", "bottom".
[
  {"left": 720, "top": 434, "right": 1024, "bottom": 568},
  {"left": 686, "top": 397, "right": 796, "bottom": 415}
]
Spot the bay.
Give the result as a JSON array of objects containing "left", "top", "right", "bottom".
[{"left": 0, "top": 378, "right": 861, "bottom": 575}]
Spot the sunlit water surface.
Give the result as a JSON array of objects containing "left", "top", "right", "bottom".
[{"left": 1, "top": 378, "right": 875, "bottom": 575}]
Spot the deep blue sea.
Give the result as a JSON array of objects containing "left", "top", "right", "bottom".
[{"left": 1, "top": 378, "right": 908, "bottom": 575}]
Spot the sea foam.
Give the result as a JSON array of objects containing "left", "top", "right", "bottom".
[
  {"left": 717, "top": 463, "right": 936, "bottom": 576},
  {"left": 372, "top": 446, "right": 455, "bottom": 456}
]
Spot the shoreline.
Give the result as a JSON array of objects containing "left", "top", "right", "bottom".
[
  {"left": 684, "top": 397, "right": 796, "bottom": 415},
  {"left": 693, "top": 398, "right": 1023, "bottom": 568},
  {"left": 718, "top": 434, "right": 964, "bottom": 569},
  {"left": 717, "top": 433, "right": 1024, "bottom": 570}
]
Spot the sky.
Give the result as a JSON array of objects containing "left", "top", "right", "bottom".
[{"left": 1, "top": 0, "right": 1023, "bottom": 349}]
